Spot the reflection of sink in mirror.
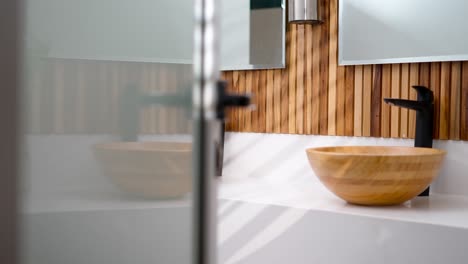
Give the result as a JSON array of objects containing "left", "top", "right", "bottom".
[{"left": 93, "top": 141, "right": 192, "bottom": 199}]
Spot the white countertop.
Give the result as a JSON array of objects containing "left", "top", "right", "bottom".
[
  {"left": 219, "top": 132, "right": 468, "bottom": 230},
  {"left": 218, "top": 175, "right": 468, "bottom": 230}
]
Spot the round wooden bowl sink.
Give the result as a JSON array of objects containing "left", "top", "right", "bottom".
[
  {"left": 305, "top": 146, "right": 446, "bottom": 206},
  {"left": 93, "top": 142, "right": 192, "bottom": 199}
]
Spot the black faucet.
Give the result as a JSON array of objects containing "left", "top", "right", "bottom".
[
  {"left": 384, "top": 85, "right": 434, "bottom": 196},
  {"left": 215, "top": 80, "right": 251, "bottom": 176},
  {"left": 119, "top": 80, "right": 250, "bottom": 176}
]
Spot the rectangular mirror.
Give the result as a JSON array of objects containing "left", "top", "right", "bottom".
[
  {"left": 221, "top": 0, "right": 286, "bottom": 70},
  {"left": 26, "top": 0, "right": 285, "bottom": 70},
  {"left": 339, "top": 0, "right": 468, "bottom": 65}
]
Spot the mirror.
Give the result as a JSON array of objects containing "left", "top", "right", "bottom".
[
  {"left": 221, "top": 0, "right": 286, "bottom": 70},
  {"left": 339, "top": 0, "right": 468, "bottom": 65},
  {"left": 25, "top": 0, "right": 285, "bottom": 70}
]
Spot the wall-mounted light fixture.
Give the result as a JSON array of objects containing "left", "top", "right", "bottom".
[{"left": 288, "top": 0, "right": 322, "bottom": 24}]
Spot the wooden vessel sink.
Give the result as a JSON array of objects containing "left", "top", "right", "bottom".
[
  {"left": 306, "top": 146, "right": 446, "bottom": 206},
  {"left": 93, "top": 141, "right": 192, "bottom": 199}
]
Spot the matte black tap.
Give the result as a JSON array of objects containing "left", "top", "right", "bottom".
[
  {"left": 384, "top": 85, "right": 434, "bottom": 196},
  {"left": 216, "top": 80, "right": 251, "bottom": 176}
]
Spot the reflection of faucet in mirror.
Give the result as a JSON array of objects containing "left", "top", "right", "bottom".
[
  {"left": 119, "top": 80, "right": 250, "bottom": 176},
  {"left": 384, "top": 85, "right": 434, "bottom": 196}
]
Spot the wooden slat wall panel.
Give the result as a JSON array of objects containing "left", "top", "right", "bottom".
[
  {"left": 224, "top": 0, "right": 468, "bottom": 141},
  {"left": 24, "top": 0, "right": 468, "bottom": 141}
]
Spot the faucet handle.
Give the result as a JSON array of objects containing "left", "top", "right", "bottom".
[{"left": 412, "top": 85, "right": 434, "bottom": 103}]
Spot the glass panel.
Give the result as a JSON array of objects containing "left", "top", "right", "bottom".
[{"left": 20, "top": 1, "right": 197, "bottom": 263}]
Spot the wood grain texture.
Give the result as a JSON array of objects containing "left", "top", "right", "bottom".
[
  {"left": 245, "top": 71, "right": 253, "bottom": 132},
  {"left": 462, "top": 62, "right": 468, "bottom": 140},
  {"left": 273, "top": 69, "right": 281, "bottom": 133},
  {"left": 381, "top": 64, "right": 391, "bottom": 138},
  {"left": 450, "top": 62, "right": 461, "bottom": 140},
  {"left": 296, "top": 25, "right": 305, "bottom": 134},
  {"left": 311, "top": 24, "right": 321, "bottom": 135},
  {"left": 400, "top": 64, "right": 409, "bottom": 138},
  {"left": 266, "top": 70, "right": 274, "bottom": 132},
  {"left": 258, "top": 70, "right": 267, "bottom": 133},
  {"left": 439, "top": 62, "right": 450, "bottom": 140},
  {"left": 371, "top": 65, "right": 382, "bottom": 137},
  {"left": 344, "top": 66, "right": 354, "bottom": 136},
  {"left": 328, "top": 0, "right": 338, "bottom": 136},
  {"left": 306, "top": 146, "right": 446, "bottom": 206},
  {"left": 430, "top": 63, "right": 441, "bottom": 139},
  {"left": 353, "top": 65, "right": 363, "bottom": 136},
  {"left": 24, "top": 0, "right": 468, "bottom": 141},
  {"left": 408, "top": 63, "right": 420, "bottom": 138},
  {"left": 362, "top": 65, "right": 372, "bottom": 137},
  {"left": 288, "top": 25, "right": 297, "bottom": 133},
  {"left": 305, "top": 24, "right": 313, "bottom": 134},
  {"left": 318, "top": 0, "right": 329, "bottom": 135},
  {"left": 390, "top": 64, "right": 400, "bottom": 138}
]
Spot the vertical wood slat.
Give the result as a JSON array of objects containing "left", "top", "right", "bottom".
[
  {"left": 354, "top": 65, "right": 363, "bottom": 136},
  {"left": 450, "top": 62, "right": 461, "bottom": 140},
  {"left": 430, "top": 62, "right": 441, "bottom": 139},
  {"left": 319, "top": 0, "right": 329, "bottom": 135},
  {"left": 289, "top": 24, "right": 297, "bottom": 133},
  {"left": 328, "top": 0, "right": 338, "bottom": 135},
  {"left": 273, "top": 69, "right": 282, "bottom": 133},
  {"left": 238, "top": 71, "right": 246, "bottom": 131},
  {"left": 362, "top": 65, "right": 372, "bottom": 137},
  {"left": 53, "top": 60, "right": 65, "bottom": 133},
  {"left": 281, "top": 68, "right": 289, "bottom": 134},
  {"left": 224, "top": 71, "right": 234, "bottom": 131},
  {"left": 252, "top": 70, "right": 260, "bottom": 131},
  {"left": 296, "top": 25, "right": 305, "bottom": 134},
  {"left": 371, "top": 65, "right": 382, "bottom": 137},
  {"left": 462, "top": 62, "right": 468, "bottom": 140},
  {"left": 75, "top": 61, "right": 86, "bottom": 133},
  {"left": 258, "top": 71, "right": 267, "bottom": 133},
  {"left": 381, "top": 64, "right": 391, "bottom": 138},
  {"left": 245, "top": 71, "right": 253, "bottom": 132},
  {"left": 266, "top": 70, "right": 274, "bottom": 132},
  {"left": 311, "top": 22, "right": 321, "bottom": 135},
  {"left": 408, "top": 63, "right": 420, "bottom": 138},
  {"left": 390, "top": 64, "right": 400, "bottom": 138},
  {"left": 232, "top": 71, "right": 240, "bottom": 131},
  {"left": 140, "top": 65, "right": 150, "bottom": 134},
  {"left": 304, "top": 24, "right": 312, "bottom": 134},
  {"left": 439, "top": 62, "right": 451, "bottom": 140},
  {"left": 344, "top": 66, "right": 354, "bottom": 136},
  {"left": 400, "top": 64, "right": 409, "bottom": 138},
  {"left": 336, "top": 65, "right": 345, "bottom": 136}
]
